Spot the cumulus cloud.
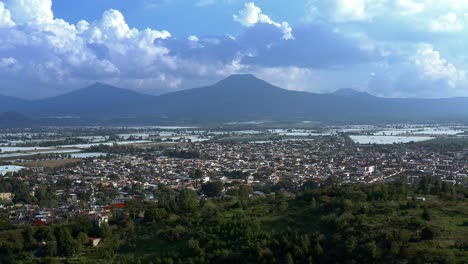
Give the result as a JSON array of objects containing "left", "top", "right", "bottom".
[
  {"left": 366, "top": 44, "right": 467, "bottom": 98},
  {"left": 4, "top": 0, "right": 53, "bottom": 24},
  {"left": 412, "top": 43, "right": 465, "bottom": 87},
  {"left": 1, "top": 0, "right": 468, "bottom": 99},
  {"left": 234, "top": 2, "right": 293, "bottom": 40},
  {"left": 0, "top": 2, "right": 14, "bottom": 27},
  {"left": 0, "top": 0, "right": 182, "bottom": 97}
]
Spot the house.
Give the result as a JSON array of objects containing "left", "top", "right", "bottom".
[
  {"left": 0, "top": 192, "right": 13, "bottom": 202},
  {"left": 89, "top": 237, "right": 101, "bottom": 247},
  {"left": 34, "top": 215, "right": 48, "bottom": 226}
]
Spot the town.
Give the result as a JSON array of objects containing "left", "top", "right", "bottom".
[{"left": 1, "top": 127, "right": 467, "bottom": 229}]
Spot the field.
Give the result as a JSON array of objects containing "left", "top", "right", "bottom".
[{"left": 15, "top": 159, "right": 81, "bottom": 168}]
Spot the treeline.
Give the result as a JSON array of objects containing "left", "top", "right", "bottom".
[
  {"left": 164, "top": 149, "right": 200, "bottom": 159},
  {"left": 19, "top": 138, "right": 88, "bottom": 148},
  {"left": 0, "top": 178, "right": 467, "bottom": 263},
  {"left": 0, "top": 214, "right": 120, "bottom": 264},
  {"left": 97, "top": 179, "right": 468, "bottom": 263}
]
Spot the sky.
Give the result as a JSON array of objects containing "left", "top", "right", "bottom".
[{"left": 0, "top": 0, "right": 467, "bottom": 99}]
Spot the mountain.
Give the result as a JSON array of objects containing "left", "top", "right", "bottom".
[
  {"left": 332, "top": 88, "right": 376, "bottom": 99},
  {"left": 0, "top": 95, "right": 28, "bottom": 112},
  {"left": 29, "top": 83, "right": 157, "bottom": 117},
  {"left": 0, "top": 112, "right": 34, "bottom": 127},
  {"left": 2, "top": 75, "right": 468, "bottom": 124},
  {"left": 152, "top": 74, "right": 396, "bottom": 121}
]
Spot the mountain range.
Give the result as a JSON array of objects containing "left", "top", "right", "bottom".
[{"left": 1, "top": 74, "right": 468, "bottom": 126}]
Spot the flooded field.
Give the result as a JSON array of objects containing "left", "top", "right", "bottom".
[{"left": 350, "top": 135, "right": 435, "bottom": 144}]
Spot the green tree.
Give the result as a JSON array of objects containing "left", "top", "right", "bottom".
[
  {"left": 314, "top": 241, "right": 324, "bottom": 257},
  {"left": 144, "top": 205, "right": 168, "bottom": 223},
  {"left": 21, "top": 225, "right": 37, "bottom": 250},
  {"left": 422, "top": 207, "right": 431, "bottom": 221},
  {"left": 285, "top": 253, "right": 294, "bottom": 264},
  {"left": 44, "top": 232, "right": 57, "bottom": 257},
  {"left": 201, "top": 181, "right": 223, "bottom": 198},
  {"left": 421, "top": 227, "right": 438, "bottom": 240},
  {"left": 101, "top": 223, "right": 112, "bottom": 239},
  {"left": 176, "top": 189, "right": 198, "bottom": 213},
  {"left": 54, "top": 226, "right": 76, "bottom": 256}
]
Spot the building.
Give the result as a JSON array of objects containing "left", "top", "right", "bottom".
[{"left": 0, "top": 193, "right": 13, "bottom": 202}]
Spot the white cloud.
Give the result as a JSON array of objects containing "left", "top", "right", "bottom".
[
  {"left": 412, "top": 43, "right": 465, "bottom": 87},
  {"left": 234, "top": 2, "right": 293, "bottom": 40},
  {"left": 0, "top": 2, "right": 14, "bottom": 27},
  {"left": 306, "top": 0, "right": 389, "bottom": 23},
  {"left": 188, "top": 35, "right": 199, "bottom": 42},
  {"left": 253, "top": 66, "right": 319, "bottom": 91},
  {"left": 430, "top": 12, "right": 464, "bottom": 32},
  {"left": 396, "top": 0, "right": 425, "bottom": 15},
  {"left": 4, "top": 0, "right": 53, "bottom": 24},
  {"left": 333, "top": 0, "right": 369, "bottom": 22},
  {"left": 0, "top": 0, "right": 186, "bottom": 97}
]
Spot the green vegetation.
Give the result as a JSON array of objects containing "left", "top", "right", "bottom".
[{"left": 0, "top": 179, "right": 467, "bottom": 263}]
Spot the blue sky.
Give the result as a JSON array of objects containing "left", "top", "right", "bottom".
[{"left": 0, "top": 0, "right": 467, "bottom": 99}]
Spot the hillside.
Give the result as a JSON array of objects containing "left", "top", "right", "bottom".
[
  {"left": 1, "top": 179, "right": 466, "bottom": 263},
  {"left": 29, "top": 82, "right": 157, "bottom": 118},
  {"left": 0, "top": 112, "right": 34, "bottom": 127},
  {"left": 0, "top": 95, "right": 28, "bottom": 113}
]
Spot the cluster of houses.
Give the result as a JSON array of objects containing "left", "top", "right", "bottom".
[{"left": 1, "top": 136, "right": 468, "bottom": 227}]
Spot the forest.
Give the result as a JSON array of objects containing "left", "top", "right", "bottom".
[{"left": 0, "top": 177, "right": 467, "bottom": 264}]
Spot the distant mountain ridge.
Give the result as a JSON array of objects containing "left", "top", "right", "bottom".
[
  {"left": 332, "top": 88, "right": 376, "bottom": 99},
  {"left": 0, "top": 112, "right": 34, "bottom": 127},
  {"left": 2, "top": 74, "right": 468, "bottom": 124}
]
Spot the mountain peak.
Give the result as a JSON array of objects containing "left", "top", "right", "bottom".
[
  {"left": 86, "top": 82, "right": 119, "bottom": 90},
  {"left": 217, "top": 74, "right": 266, "bottom": 85},
  {"left": 213, "top": 74, "right": 284, "bottom": 93},
  {"left": 332, "top": 88, "right": 376, "bottom": 99}
]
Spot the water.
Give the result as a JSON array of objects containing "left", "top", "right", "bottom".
[
  {"left": 0, "top": 149, "right": 82, "bottom": 158},
  {"left": 350, "top": 135, "right": 434, "bottom": 144},
  {"left": 71, "top": 152, "right": 108, "bottom": 158},
  {"left": 410, "top": 130, "right": 463, "bottom": 135},
  {"left": 0, "top": 146, "right": 54, "bottom": 152},
  {"left": 60, "top": 140, "right": 152, "bottom": 149}
]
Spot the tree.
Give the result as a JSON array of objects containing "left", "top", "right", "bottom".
[
  {"left": 314, "top": 241, "right": 323, "bottom": 257},
  {"left": 419, "top": 176, "right": 429, "bottom": 194},
  {"left": 422, "top": 207, "right": 431, "bottom": 221},
  {"left": 144, "top": 205, "right": 168, "bottom": 223},
  {"left": 77, "top": 232, "right": 89, "bottom": 245},
  {"left": 54, "top": 226, "right": 76, "bottom": 256},
  {"left": 310, "top": 198, "right": 317, "bottom": 210},
  {"left": 360, "top": 241, "right": 380, "bottom": 261},
  {"left": 21, "top": 225, "right": 36, "bottom": 250},
  {"left": 201, "top": 181, "right": 223, "bottom": 198},
  {"left": 44, "top": 232, "right": 57, "bottom": 257},
  {"left": 421, "top": 227, "right": 438, "bottom": 240},
  {"left": 176, "top": 189, "right": 198, "bottom": 213},
  {"left": 285, "top": 253, "right": 294, "bottom": 264},
  {"left": 101, "top": 223, "right": 112, "bottom": 239},
  {"left": 237, "top": 185, "right": 253, "bottom": 199}
]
